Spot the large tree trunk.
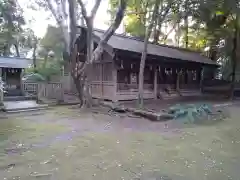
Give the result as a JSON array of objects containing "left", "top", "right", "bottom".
[
  {"left": 70, "top": 43, "right": 85, "bottom": 107},
  {"left": 73, "top": 75, "right": 84, "bottom": 107},
  {"left": 69, "top": 0, "right": 89, "bottom": 107},
  {"left": 71, "top": 0, "right": 126, "bottom": 107},
  {"left": 138, "top": 0, "right": 160, "bottom": 108},
  {"left": 84, "top": 21, "right": 94, "bottom": 107}
]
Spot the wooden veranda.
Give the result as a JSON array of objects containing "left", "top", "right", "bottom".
[{"left": 89, "top": 51, "right": 207, "bottom": 102}]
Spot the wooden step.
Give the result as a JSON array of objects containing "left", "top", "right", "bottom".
[
  {"left": 6, "top": 106, "right": 49, "bottom": 113},
  {"left": 4, "top": 96, "right": 36, "bottom": 101},
  {"left": 158, "top": 90, "right": 180, "bottom": 100},
  {"left": 3, "top": 100, "right": 49, "bottom": 113},
  {"left": 179, "top": 89, "right": 201, "bottom": 96}
]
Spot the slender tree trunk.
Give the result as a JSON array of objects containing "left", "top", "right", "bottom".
[
  {"left": 184, "top": 18, "right": 188, "bottom": 48},
  {"left": 162, "top": 21, "right": 179, "bottom": 43},
  {"left": 174, "top": 21, "right": 180, "bottom": 47},
  {"left": 153, "top": 2, "right": 162, "bottom": 44},
  {"left": 184, "top": 19, "right": 188, "bottom": 48},
  {"left": 33, "top": 42, "right": 37, "bottom": 71},
  {"left": 230, "top": 17, "right": 238, "bottom": 99},
  {"left": 184, "top": 0, "right": 188, "bottom": 48},
  {"left": 209, "top": 39, "right": 218, "bottom": 61},
  {"left": 153, "top": 25, "right": 161, "bottom": 44},
  {"left": 5, "top": 23, "right": 12, "bottom": 56},
  {"left": 177, "top": 22, "right": 180, "bottom": 47},
  {"left": 43, "top": 51, "right": 49, "bottom": 68},
  {"left": 73, "top": 75, "right": 84, "bottom": 107},
  {"left": 14, "top": 44, "right": 20, "bottom": 57},
  {"left": 138, "top": 0, "right": 160, "bottom": 108}
]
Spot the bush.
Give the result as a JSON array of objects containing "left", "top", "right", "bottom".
[{"left": 25, "top": 60, "right": 63, "bottom": 81}]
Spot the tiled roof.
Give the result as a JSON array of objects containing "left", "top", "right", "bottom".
[{"left": 93, "top": 29, "right": 216, "bottom": 65}]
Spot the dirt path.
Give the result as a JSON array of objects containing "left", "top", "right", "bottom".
[{"left": 0, "top": 105, "right": 239, "bottom": 180}]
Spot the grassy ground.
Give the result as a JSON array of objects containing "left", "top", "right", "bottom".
[{"left": 0, "top": 105, "right": 239, "bottom": 180}]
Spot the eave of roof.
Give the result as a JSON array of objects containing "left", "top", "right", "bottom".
[{"left": 0, "top": 57, "right": 33, "bottom": 68}]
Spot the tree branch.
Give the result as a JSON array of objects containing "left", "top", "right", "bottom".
[
  {"left": 91, "top": 0, "right": 127, "bottom": 63},
  {"left": 162, "top": 18, "right": 181, "bottom": 42},
  {"left": 68, "top": 0, "right": 77, "bottom": 50},
  {"left": 146, "top": 0, "right": 160, "bottom": 40},
  {"left": 99, "top": 0, "right": 126, "bottom": 43},
  {"left": 61, "top": 0, "right": 68, "bottom": 19},
  {"left": 153, "top": 0, "right": 175, "bottom": 43},
  {"left": 77, "top": 0, "right": 90, "bottom": 26},
  {"left": 46, "top": 0, "right": 69, "bottom": 52},
  {"left": 90, "top": 0, "right": 102, "bottom": 19},
  {"left": 46, "top": 0, "right": 62, "bottom": 25},
  {"left": 158, "top": 0, "right": 174, "bottom": 22}
]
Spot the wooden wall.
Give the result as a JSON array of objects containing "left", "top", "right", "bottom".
[{"left": 90, "top": 51, "right": 116, "bottom": 101}]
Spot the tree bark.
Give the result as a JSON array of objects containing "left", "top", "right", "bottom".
[{"left": 138, "top": 0, "right": 160, "bottom": 108}]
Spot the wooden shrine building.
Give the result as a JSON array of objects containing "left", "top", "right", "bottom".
[
  {"left": 73, "top": 26, "right": 217, "bottom": 102},
  {"left": 0, "top": 57, "right": 32, "bottom": 96}
]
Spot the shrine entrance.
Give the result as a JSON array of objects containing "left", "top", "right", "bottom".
[{"left": 2, "top": 68, "right": 23, "bottom": 96}]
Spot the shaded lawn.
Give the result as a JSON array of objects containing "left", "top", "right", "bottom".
[{"left": 0, "top": 106, "right": 239, "bottom": 180}]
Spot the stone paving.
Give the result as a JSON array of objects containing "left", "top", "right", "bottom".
[{"left": 4, "top": 100, "right": 47, "bottom": 111}]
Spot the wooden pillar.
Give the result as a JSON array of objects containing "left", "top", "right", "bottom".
[
  {"left": 176, "top": 72, "right": 180, "bottom": 91},
  {"left": 3, "top": 68, "right": 6, "bottom": 82},
  {"left": 112, "top": 63, "right": 118, "bottom": 102},
  {"left": 200, "top": 68, "right": 204, "bottom": 93},
  {"left": 176, "top": 71, "right": 182, "bottom": 96},
  {"left": 20, "top": 69, "right": 24, "bottom": 94},
  {"left": 0, "top": 68, "right": 3, "bottom": 104},
  {"left": 101, "top": 63, "right": 104, "bottom": 97},
  {"left": 172, "top": 68, "right": 177, "bottom": 89},
  {"left": 154, "top": 66, "right": 158, "bottom": 99}
]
